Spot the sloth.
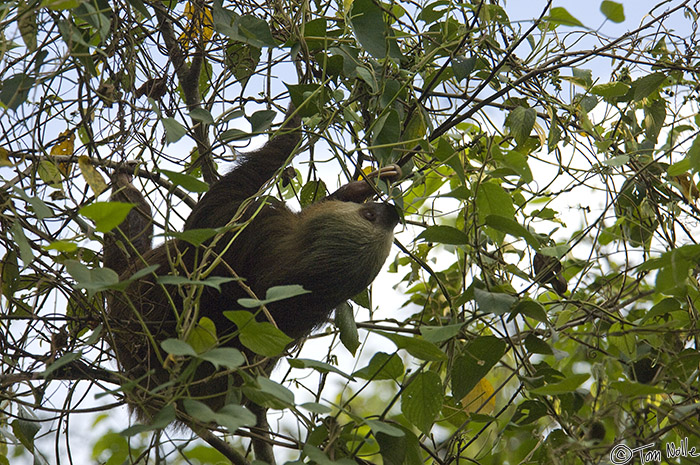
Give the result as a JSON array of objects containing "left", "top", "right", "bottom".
[{"left": 104, "top": 107, "right": 401, "bottom": 422}]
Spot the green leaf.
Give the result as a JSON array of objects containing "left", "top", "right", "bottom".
[
  {"left": 600, "top": 1, "right": 625, "bottom": 23},
  {"left": 452, "top": 56, "right": 475, "bottom": 82},
  {"left": 335, "top": 301, "right": 360, "bottom": 355},
  {"left": 377, "top": 332, "right": 446, "bottom": 361},
  {"left": 156, "top": 275, "right": 238, "bottom": 292},
  {"left": 299, "top": 402, "right": 332, "bottom": 414},
  {"left": 349, "top": 0, "right": 400, "bottom": 60},
  {"left": 435, "top": 137, "right": 465, "bottom": 185},
  {"left": 220, "top": 128, "right": 251, "bottom": 142},
  {"left": 169, "top": 228, "right": 220, "bottom": 246},
  {"left": 0, "top": 73, "right": 35, "bottom": 111},
  {"left": 1, "top": 250, "right": 20, "bottom": 298},
  {"left": 248, "top": 109, "right": 276, "bottom": 133},
  {"left": 640, "top": 297, "right": 681, "bottom": 323},
  {"left": 237, "top": 284, "right": 311, "bottom": 308},
  {"left": 529, "top": 373, "right": 589, "bottom": 395},
  {"left": 125, "top": 0, "right": 150, "bottom": 18},
  {"left": 688, "top": 135, "right": 700, "bottom": 172},
  {"left": 187, "top": 317, "right": 217, "bottom": 353},
  {"left": 475, "top": 182, "right": 516, "bottom": 221},
  {"left": 643, "top": 98, "right": 666, "bottom": 143},
  {"left": 44, "top": 240, "right": 78, "bottom": 252},
  {"left": 288, "top": 358, "right": 355, "bottom": 381},
  {"left": 303, "top": 445, "right": 339, "bottom": 465},
  {"left": 485, "top": 215, "right": 539, "bottom": 249},
  {"left": 451, "top": 336, "right": 506, "bottom": 399},
  {"left": 225, "top": 41, "right": 261, "bottom": 85},
  {"left": 303, "top": 17, "right": 328, "bottom": 51},
  {"left": 547, "top": 111, "right": 562, "bottom": 152},
  {"left": 10, "top": 222, "right": 33, "bottom": 266},
  {"left": 224, "top": 310, "right": 256, "bottom": 328},
  {"left": 212, "top": 1, "right": 236, "bottom": 36},
  {"left": 567, "top": 68, "right": 593, "bottom": 88},
  {"left": 546, "top": 7, "right": 583, "bottom": 27},
  {"left": 668, "top": 158, "right": 691, "bottom": 177},
  {"left": 91, "top": 432, "right": 129, "bottom": 465},
  {"left": 235, "top": 15, "right": 278, "bottom": 48},
  {"left": 300, "top": 180, "right": 328, "bottom": 207},
  {"left": 474, "top": 287, "right": 517, "bottom": 315},
  {"left": 256, "top": 376, "right": 295, "bottom": 406},
  {"left": 198, "top": 347, "right": 245, "bottom": 370},
  {"left": 524, "top": 334, "right": 553, "bottom": 355},
  {"left": 37, "top": 160, "right": 63, "bottom": 187},
  {"left": 401, "top": 371, "right": 443, "bottom": 434},
  {"left": 286, "top": 83, "right": 327, "bottom": 117},
  {"left": 609, "top": 380, "right": 665, "bottom": 396},
  {"left": 365, "top": 419, "right": 405, "bottom": 438},
  {"left": 602, "top": 155, "right": 629, "bottom": 167},
  {"left": 512, "top": 400, "right": 548, "bottom": 425},
  {"left": 183, "top": 399, "right": 256, "bottom": 432},
  {"left": 377, "top": 426, "right": 422, "bottom": 465},
  {"left": 113, "top": 265, "right": 160, "bottom": 289},
  {"left": 160, "top": 169, "right": 209, "bottom": 193},
  {"left": 353, "top": 352, "right": 404, "bottom": 380},
  {"left": 510, "top": 300, "right": 548, "bottom": 323},
  {"left": 43, "top": 351, "right": 82, "bottom": 377},
  {"left": 242, "top": 323, "right": 293, "bottom": 356},
  {"left": 80, "top": 201, "right": 134, "bottom": 233},
  {"left": 356, "top": 66, "right": 378, "bottom": 93},
  {"left": 508, "top": 106, "right": 536, "bottom": 146},
  {"left": 160, "top": 338, "right": 197, "bottom": 357},
  {"left": 420, "top": 323, "right": 463, "bottom": 344},
  {"left": 607, "top": 322, "right": 637, "bottom": 359},
  {"left": 65, "top": 260, "right": 119, "bottom": 294},
  {"left": 15, "top": 187, "right": 54, "bottom": 220},
  {"left": 416, "top": 225, "right": 469, "bottom": 245},
  {"left": 372, "top": 109, "right": 401, "bottom": 163},
  {"left": 502, "top": 150, "right": 533, "bottom": 183},
  {"left": 655, "top": 249, "right": 691, "bottom": 296},
  {"left": 417, "top": 0, "right": 449, "bottom": 23},
  {"left": 162, "top": 117, "right": 186, "bottom": 144},
  {"left": 590, "top": 81, "right": 630, "bottom": 99},
  {"left": 216, "top": 404, "right": 257, "bottom": 432},
  {"left": 224, "top": 311, "right": 293, "bottom": 357},
  {"left": 189, "top": 108, "right": 214, "bottom": 124},
  {"left": 632, "top": 72, "right": 667, "bottom": 101},
  {"left": 18, "top": 1, "right": 38, "bottom": 52}
]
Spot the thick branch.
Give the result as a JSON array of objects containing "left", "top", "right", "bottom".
[
  {"left": 249, "top": 404, "right": 276, "bottom": 465},
  {"left": 189, "top": 423, "right": 252, "bottom": 465},
  {"left": 151, "top": 1, "right": 217, "bottom": 184}
]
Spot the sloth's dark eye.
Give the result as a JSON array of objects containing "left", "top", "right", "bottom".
[{"left": 362, "top": 209, "right": 377, "bottom": 222}]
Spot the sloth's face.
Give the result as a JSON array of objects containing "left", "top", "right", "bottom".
[{"left": 278, "top": 200, "right": 400, "bottom": 296}]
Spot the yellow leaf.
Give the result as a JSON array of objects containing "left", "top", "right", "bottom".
[
  {"left": 78, "top": 156, "right": 108, "bottom": 196},
  {"left": 343, "top": 0, "right": 354, "bottom": 16},
  {"left": 18, "top": 0, "right": 38, "bottom": 52},
  {"left": 460, "top": 378, "right": 495, "bottom": 415},
  {"left": 0, "top": 147, "right": 13, "bottom": 167},
  {"left": 533, "top": 122, "right": 547, "bottom": 147},
  {"left": 50, "top": 130, "right": 75, "bottom": 176},
  {"left": 673, "top": 173, "right": 699, "bottom": 204},
  {"left": 179, "top": 2, "right": 214, "bottom": 50}
]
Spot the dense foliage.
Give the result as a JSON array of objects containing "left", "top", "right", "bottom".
[{"left": 1, "top": 0, "right": 700, "bottom": 463}]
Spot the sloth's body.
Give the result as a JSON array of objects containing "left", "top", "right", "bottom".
[{"left": 105, "top": 110, "right": 399, "bottom": 419}]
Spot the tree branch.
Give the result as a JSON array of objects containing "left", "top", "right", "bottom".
[{"left": 151, "top": 1, "right": 217, "bottom": 184}]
